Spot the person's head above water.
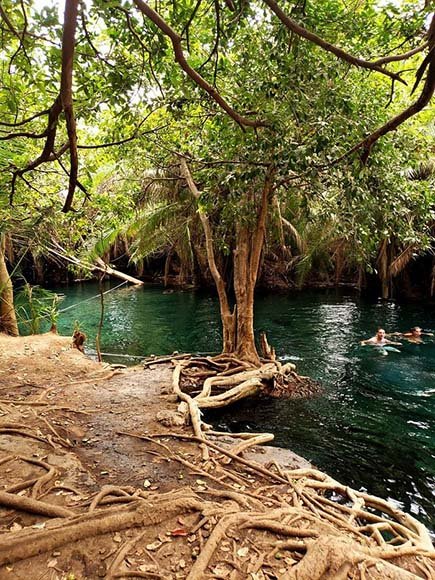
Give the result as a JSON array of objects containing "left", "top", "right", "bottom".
[
  {"left": 411, "top": 327, "right": 422, "bottom": 336},
  {"left": 360, "top": 327, "right": 401, "bottom": 346}
]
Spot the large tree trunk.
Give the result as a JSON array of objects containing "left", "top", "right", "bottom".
[
  {"left": 0, "top": 234, "right": 19, "bottom": 336},
  {"left": 233, "top": 226, "right": 258, "bottom": 364},
  {"left": 180, "top": 157, "right": 275, "bottom": 366},
  {"left": 179, "top": 158, "right": 236, "bottom": 354},
  {"left": 232, "top": 171, "right": 274, "bottom": 365},
  {"left": 377, "top": 239, "right": 391, "bottom": 299}
]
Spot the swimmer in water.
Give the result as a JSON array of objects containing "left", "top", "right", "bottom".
[
  {"left": 393, "top": 327, "right": 434, "bottom": 344},
  {"left": 360, "top": 328, "right": 401, "bottom": 346}
]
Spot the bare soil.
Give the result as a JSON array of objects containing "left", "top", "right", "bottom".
[{"left": 0, "top": 334, "right": 433, "bottom": 580}]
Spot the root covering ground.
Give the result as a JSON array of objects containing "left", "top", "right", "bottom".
[{"left": 0, "top": 333, "right": 433, "bottom": 580}]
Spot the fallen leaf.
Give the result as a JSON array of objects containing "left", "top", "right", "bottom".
[
  {"left": 47, "top": 559, "right": 57, "bottom": 569},
  {"left": 146, "top": 540, "right": 162, "bottom": 551},
  {"left": 31, "top": 522, "right": 46, "bottom": 530},
  {"left": 139, "top": 564, "right": 158, "bottom": 572},
  {"left": 113, "top": 533, "right": 122, "bottom": 543},
  {"left": 143, "top": 479, "right": 152, "bottom": 488},
  {"left": 212, "top": 563, "right": 231, "bottom": 577},
  {"left": 170, "top": 528, "right": 188, "bottom": 537},
  {"left": 237, "top": 547, "right": 249, "bottom": 557}
]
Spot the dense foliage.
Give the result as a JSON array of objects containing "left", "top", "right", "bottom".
[{"left": 0, "top": 0, "right": 434, "bottom": 337}]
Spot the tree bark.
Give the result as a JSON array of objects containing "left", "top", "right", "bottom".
[
  {"left": 60, "top": 0, "right": 79, "bottom": 212},
  {"left": 181, "top": 157, "right": 275, "bottom": 366},
  {"left": 0, "top": 234, "right": 19, "bottom": 336},
  {"left": 233, "top": 225, "right": 259, "bottom": 364},
  {"left": 233, "top": 168, "right": 275, "bottom": 365},
  {"left": 164, "top": 245, "right": 174, "bottom": 287},
  {"left": 179, "top": 157, "right": 236, "bottom": 353},
  {"left": 93, "top": 258, "right": 143, "bottom": 285},
  {"left": 377, "top": 239, "right": 390, "bottom": 300}
]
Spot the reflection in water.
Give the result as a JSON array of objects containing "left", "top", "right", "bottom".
[{"left": 50, "top": 283, "right": 435, "bottom": 532}]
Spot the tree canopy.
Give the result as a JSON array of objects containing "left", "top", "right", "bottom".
[{"left": 0, "top": 0, "right": 434, "bottom": 339}]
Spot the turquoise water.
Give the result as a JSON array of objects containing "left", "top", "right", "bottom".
[{"left": 51, "top": 283, "right": 435, "bottom": 531}]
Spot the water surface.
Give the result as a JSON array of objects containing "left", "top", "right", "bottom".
[{"left": 51, "top": 283, "right": 435, "bottom": 531}]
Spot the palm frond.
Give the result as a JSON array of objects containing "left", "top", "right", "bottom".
[
  {"left": 281, "top": 217, "right": 306, "bottom": 253},
  {"left": 128, "top": 202, "right": 188, "bottom": 261},
  {"left": 128, "top": 202, "right": 180, "bottom": 237},
  {"left": 406, "top": 160, "right": 435, "bottom": 181},
  {"left": 138, "top": 169, "right": 180, "bottom": 205},
  {"left": 86, "top": 226, "right": 125, "bottom": 263},
  {"left": 389, "top": 245, "right": 416, "bottom": 277}
]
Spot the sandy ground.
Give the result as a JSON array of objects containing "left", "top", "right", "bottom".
[{"left": 0, "top": 333, "right": 311, "bottom": 579}]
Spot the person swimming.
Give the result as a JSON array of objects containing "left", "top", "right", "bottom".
[
  {"left": 393, "top": 327, "right": 434, "bottom": 344},
  {"left": 360, "top": 328, "right": 401, "bottom": 346}
]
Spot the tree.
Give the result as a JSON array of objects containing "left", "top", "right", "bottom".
[{"left": 0, "top": 233, "right": 18, "bottom": 336}]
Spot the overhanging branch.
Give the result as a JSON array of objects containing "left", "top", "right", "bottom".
[
  {"left": 340, "top": 15, "right": 435, "bottom": 164},
  {"left": 60, "top": 0, "right": 80, "bottom": 213},
  {"left": 133, "top": 0, "right": 267, "bottom": 128},
  {"left": 373, "top": 42, "right": 429, "bottom": 66},
  {"left": 263, "top": 0, "right": 407, "bottom": 85},
  {"left": 0, "top": 109, "right": 51, "bottom": 128},
  {"left": 10, "top": 142, "right": 69, "bottom": 204}
]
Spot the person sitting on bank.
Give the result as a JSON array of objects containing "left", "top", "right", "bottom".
[
  {"left": 361, "top": 328, "right": 401, "bottom": 346},
  {"left": 397, "top": 327, "right": 433, "bottom": 344}
]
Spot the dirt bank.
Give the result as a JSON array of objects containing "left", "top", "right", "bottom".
[{"left": 0, "top": 334, "right": 433, "bottom": 579}]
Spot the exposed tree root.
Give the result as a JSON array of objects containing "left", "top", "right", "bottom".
[
  {"left": 0, "top": 455, "right": 59, "bottom": 498},
  {"left": 161, "top": 355, "right": 434, "bottom": 574},
  {"left": 0, "top": 493, "right": 211, "bottom": 566},
  {"left": 1, "top": 350, "right": 433, "bottom": 579},
  {"left": 106, "top": 530, "right": 148, "bottom": 579},
  {"left": 170, "top": 356, "right": 320, "bottom": 464},
  {"left": 0, "top": 490, "right": 74, "bottom": 518},
  {"left": 172, "top": 356, "right": 320, "bottom": 445},
  {"left": 285, "top": 535, "right": 425, "bottom": 579},
  {"left": 143, "top": 353, "right": 192, "bottom": 367},
  {"left": 0, "top": 427, "right": 56, "bottom": 448},
  {"left": 58, "top": 369, "right": 121, "bottom": 387},
  {"left": 112, "top": 429, "right": 433, "bottom": 579}
]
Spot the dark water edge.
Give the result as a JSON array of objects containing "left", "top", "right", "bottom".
[{"left": 39, "top": 282, "right": 435, "bottom": 533}]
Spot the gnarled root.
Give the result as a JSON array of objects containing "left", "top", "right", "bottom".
[
  {"left": 287, "top": 535, "right": 425, "bottom": 579},
  {"left": 0, "top": 490, "right": 74, "bottom": 519},
  {"left": 0, "top": 492, "right": 210, "bottom": 566},
  {"left": 171, "top": 356, "right": 320, "bottom": 462}
]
